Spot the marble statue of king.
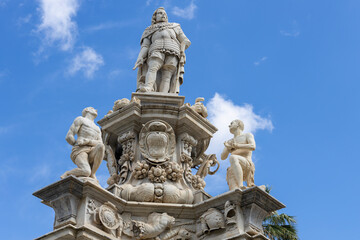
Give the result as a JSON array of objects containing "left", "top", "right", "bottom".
[{"left": 133, "top": 7, "right": 191, "bottom": 94}]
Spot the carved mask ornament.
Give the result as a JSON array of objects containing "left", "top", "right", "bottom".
[{"left": 139, "top": 120, "right": 175, "bottom": 164}]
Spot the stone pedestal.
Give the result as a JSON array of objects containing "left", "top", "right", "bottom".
[{"left": 34, "top": 176, "right": 284, "bottom": 240}]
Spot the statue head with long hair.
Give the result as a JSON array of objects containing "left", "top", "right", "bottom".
[{"left": 151, "top": 7, "right": 168, "bottom": 25}]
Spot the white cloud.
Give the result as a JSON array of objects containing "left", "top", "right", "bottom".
[
  {"left": 280, "top": 20, "right": 300, "bottom": 37},
  {"left": 206, "top": 93, "right": 273, "bottom": 157},
  {"left": 172, "top": 1, "right": 197, "bottom": 20},
  {"left": 280, "top": 30, "right": 300, "bottom": 37},
  {"left": 146, "top": 0, "right": 152, "bottom": 6},
  {"left": 37, "top": 0, "right": 79, "bottom": 51},
  {"left": 254, "top": 56, "right": 268, "bottom": 66},
  {"left": 18, "top": 14, "right": 32, "bottom": 26},
  {"left": 108, "top": 69, "right": 123, "bottom": 79},
  {"left": 68, "top": 47, "right": 104, "bottom": 78},
  {"left": 85, "top": 22, "right": 119, "bottom": 32},
  {"left": 84, "top": 20, "right": 136, "bottom": 33}
]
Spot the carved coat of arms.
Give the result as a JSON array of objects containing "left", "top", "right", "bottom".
[{"left": 139, "top": 120, "right": 175, "bottom": 164}]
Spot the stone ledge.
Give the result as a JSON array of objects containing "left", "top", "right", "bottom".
[
  {"left": 34, "top": 177, "right": 285, "bottom": 240},
  {"left": 241, "top": 187, "right": 285, "bottom": 212},
  {"left": 34, "top": 177, "right": 285, "bottom": 217},
  {"left": 132, "top": 92, "right": 185, "bottom": 107},
  {"left": 33, "top": 176, "right": 84, "bottom": 206},
  {"left": 35, "top": 224, "right": 117, "bottom": 240},
  {"left": 97, "top": 103, "right": 142, "bottom": 134}
]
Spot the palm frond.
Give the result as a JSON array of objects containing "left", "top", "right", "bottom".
[
  {"left": 263, "top": 222, "right": 298, "bottom": 240},
  {"left": 265, "top": 185, "right": 272, "bottom": 194},
  {"left": 264, "top": 212, "right": 297, "bottom": 226},
  {"left": 262, "top": 186, "right": 299, "bottom": 240}
]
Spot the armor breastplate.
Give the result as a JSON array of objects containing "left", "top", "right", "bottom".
[{"left": 149, "top": 38, "right": 180, "bottom": 58}]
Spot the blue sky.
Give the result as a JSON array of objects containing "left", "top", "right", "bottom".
[{"left": 1, "top": 0, "right": 360, "bottom": 239}]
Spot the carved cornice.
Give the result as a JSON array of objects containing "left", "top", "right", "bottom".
[{"left": 34, "top": 177, "right": 285, "bottom": 220}]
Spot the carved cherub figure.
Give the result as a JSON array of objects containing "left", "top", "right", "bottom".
[
  {"left": 190, "top": 97, "right": 208, "bottom": 118},
  {"left": 221, "top": 120, "right": 256, "bottom": 190},
  {"left": 113, "top": 98, "right": 130, "bottom": 111},
  {"left": 61, "top": 107, "right": 105, "bottom": 182},
  {"left": 107, "top": 98, "right": 131, "bottom": 115}
]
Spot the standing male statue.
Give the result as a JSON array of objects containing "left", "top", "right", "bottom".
[
  {"left": 133, "top": 7, "right": 191, "bottom": 94},
  {"left": 221, "top": 120, "right": 256, "bottom": 190},
  {"left": 61, "top": 107, "right": 105, "bottom": 182}
]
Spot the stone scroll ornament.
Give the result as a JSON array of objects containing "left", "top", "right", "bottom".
[
  {"left": 105, "top": 131, "right": 136, "bottom": 186},
  {"left": 139, "top": 120, "right": 176, "bottom": 164},
  {"left": 192, "top": 154, "right": 220, "bottom": 189},
  {"left": 117, "top": 131, "right": 136, "bottom": 184},
  {"left": 105, "top": 145, "right": 119, "bottom": 185},
  {"left": 179, "top": 133, "right": 220, "bottom": 190}
]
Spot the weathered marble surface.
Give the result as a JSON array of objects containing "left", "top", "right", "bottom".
[
  {"left": 33, "top": 176, "right": 285, "bottom": 240},
  {"left": 189, "top": 97, "right": 208, "bottom": 118},
  {"left": 133, "top": 7, "right": 191, "bottom": 94},
  {"left": 221, "top": 120, "right": 256, "bottom": 190},
  {"left": 99, "top": 93, "right": 218, "bottom": 205},
  {"left": 34, "top": 6, "right": 285, "bottom": 240},
  {"left": 61, "top": 107, "right": 105, "bottom": 184}
]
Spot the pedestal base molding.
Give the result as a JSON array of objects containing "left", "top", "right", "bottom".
[{"left": 34, "top": 176, "right": 284, "bottom": 240}]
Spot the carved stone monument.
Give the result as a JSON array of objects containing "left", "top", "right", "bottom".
[{"left": 34, "top": 7, "right": 285, "bottom": 240}]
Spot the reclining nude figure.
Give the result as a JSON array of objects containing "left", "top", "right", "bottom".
[
  {"left": 221, "top": 120, "right": 256, "bottom": 190},
  {"left": 61, "top": 107, "right": 105, "bottom": 182}
]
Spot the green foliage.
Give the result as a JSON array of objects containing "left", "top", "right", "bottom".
[{"left": 263, "top": 187, "right": 299, "bottom": 240}]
